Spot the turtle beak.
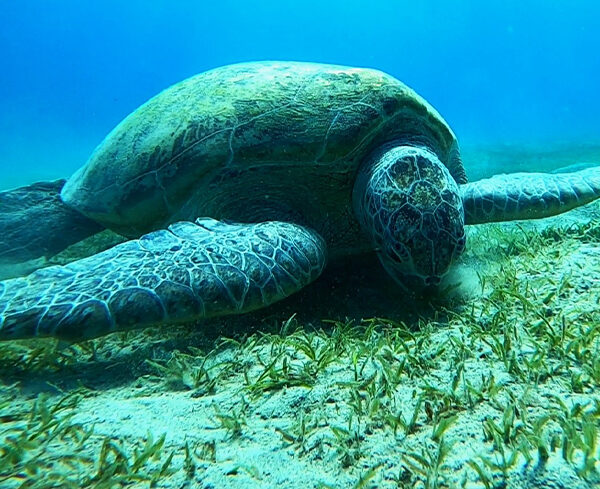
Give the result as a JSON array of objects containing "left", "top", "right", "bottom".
[
  {"left": 425, "top": 275, "right": 441, "bottom": 287},
  {"left": 379, "top": 255, "right": 445, "bottom": 294}
]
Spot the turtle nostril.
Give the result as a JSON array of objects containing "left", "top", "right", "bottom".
[{"left": 426, "top": 275, "right": 441, "bottom": 286}]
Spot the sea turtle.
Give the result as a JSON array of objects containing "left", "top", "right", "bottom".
[{"left": 1, "top": 61, "right": 599, "bottom": 342}]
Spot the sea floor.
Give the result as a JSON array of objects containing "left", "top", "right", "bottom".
[{"left": 2, "top": 147, "right": 600, "bottom": 488}]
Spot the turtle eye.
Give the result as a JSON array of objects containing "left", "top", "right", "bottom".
[{"left": 387, "top": 241, "right": 410, "bottom": 264}]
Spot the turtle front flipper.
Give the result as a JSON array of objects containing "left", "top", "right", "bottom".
[
  {"left": 0, "top": 180, "right": 103, "bottom": 279},
  {"left": 0, "top": 219, "right": 326, "bottom": 341},
  {"left": 461, "top": 167, "right": 600, "bottom": 224}
]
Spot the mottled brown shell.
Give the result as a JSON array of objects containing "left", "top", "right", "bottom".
[{"left": 62, "top": 61, "right": 465, "bottom": 245}]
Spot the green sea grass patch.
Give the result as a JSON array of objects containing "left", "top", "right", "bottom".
[
  {"left": 1, "top": 214, "right": 600, "bottom": 488},
  {"left": 0, "top": 391, "right": 187, "bottom": 488}
]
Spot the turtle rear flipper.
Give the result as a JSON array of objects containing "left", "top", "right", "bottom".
[
  {"left": 0, "top": 220, "right": 327, "bottom": 341},
  {"left": 461, "top": 167, "right": 600, "bottom": 224},
  {"left": 0, "top": 180, "right": 103, "bottom": 279}
]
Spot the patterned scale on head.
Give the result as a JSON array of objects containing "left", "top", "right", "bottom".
[{"left": 354, "top": 145, "right": 466, "bottom": 290}]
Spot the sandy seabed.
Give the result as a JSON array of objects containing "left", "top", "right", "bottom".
[{"left": 2, "top": 145, "right": 600, "bottom": 488}]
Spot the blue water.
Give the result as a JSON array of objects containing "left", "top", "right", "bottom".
[{"left": 1, "top": 0, "right": 599, "bottom": 189}]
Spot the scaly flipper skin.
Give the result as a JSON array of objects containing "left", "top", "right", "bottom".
[
  {"left": 0, "top": 180, "right": 103, "bottom": 279},
  {"left": 461, "top": 167, "right": 600, "bottom": 225},
  {"left": 0, "top": 219, "right": 326, "bottom": 341}
]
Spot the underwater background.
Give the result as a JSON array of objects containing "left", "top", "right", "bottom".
[
  {"left": 1, "top": 0, "right": 599, "bottom": 190},
  {"left": 4, "top": 2, "right": 600, "bottom": 488}
]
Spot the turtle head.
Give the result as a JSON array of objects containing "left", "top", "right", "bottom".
[{"left": 353, "top": 145, "right": 466, "bottom": 292}]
